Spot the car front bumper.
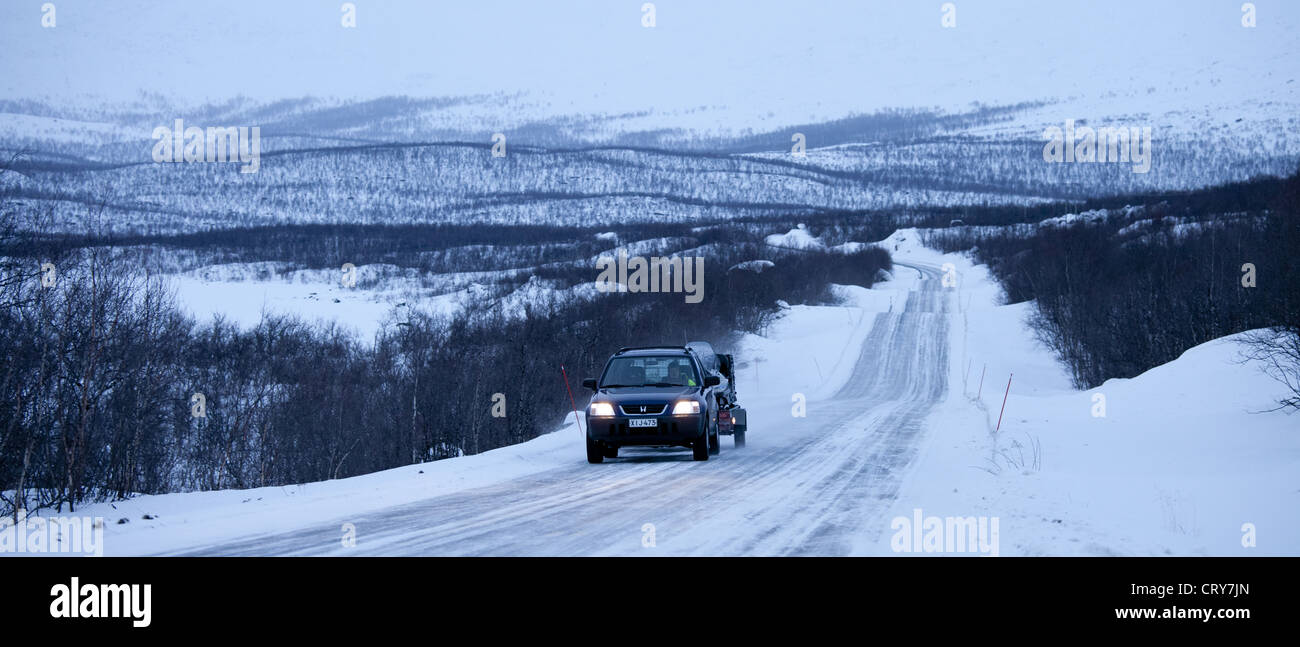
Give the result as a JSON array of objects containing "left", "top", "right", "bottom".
[{"left": 586, "top": 413, "right": 706, "bottom": 446}]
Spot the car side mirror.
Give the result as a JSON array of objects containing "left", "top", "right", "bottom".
[
  {"left": 703, "top": 376, "right": 721, "bottom": 387},
  {"left": 582, "top": 378, "right": 598, "bottom": 390}
]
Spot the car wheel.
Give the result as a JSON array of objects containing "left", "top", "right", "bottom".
[
  {"left": 692, "top": 432, "right": 709, "bottom": 461},
  {"left": 586, "top": 437, "right": 604, "bottom": 464},
  {"left": 734, "top": 430, "right": 746, "bottom": 448},
  {"left": 708, "top": 425, "right": 720, "bottom": 455}
]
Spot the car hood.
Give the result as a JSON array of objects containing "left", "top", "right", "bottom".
[{"left": 593, "top": 386, "right": 698, "bottom": 402}]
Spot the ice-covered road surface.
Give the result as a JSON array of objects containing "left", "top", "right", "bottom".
[{"left": 168, "top": 263, "right": 950, "bottom": 556}]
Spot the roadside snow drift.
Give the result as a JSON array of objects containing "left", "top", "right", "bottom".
[{"left": 878, "top": 248, "right": 1299, "bottom": 556}]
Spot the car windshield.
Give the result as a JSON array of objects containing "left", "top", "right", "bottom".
[{"left": 601, "top": 355, "right": 699, "bottom": 387}]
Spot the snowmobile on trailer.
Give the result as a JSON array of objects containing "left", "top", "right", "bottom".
[{"left": 685, "top": 341, "right": 748, "bottom": 448}]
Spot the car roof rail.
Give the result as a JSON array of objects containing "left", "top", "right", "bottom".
[{"left": 615, "top": 345, "right": 688, "bottom": 354}]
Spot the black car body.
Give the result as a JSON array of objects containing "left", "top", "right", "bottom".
[
  {"left": 582, "top": 345, "right": 729, "bottom": 462},
  {"left": 582, "top": 342, "right": 748, "bottom": 459}
]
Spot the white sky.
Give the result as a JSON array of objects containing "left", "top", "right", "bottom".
[{"left": 1, "top": 0, "right": 1296, "bottom": 128}]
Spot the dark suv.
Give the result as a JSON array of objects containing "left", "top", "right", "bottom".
[{"left": 581, "top": 346, "right": 724, "bottom": 462}]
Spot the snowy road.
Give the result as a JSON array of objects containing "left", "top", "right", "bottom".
[{"left": 168, "top": 263, "right": 950, "bottom": 556}]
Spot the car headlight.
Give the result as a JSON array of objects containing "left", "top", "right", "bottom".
[
  {"left": 672, "top": 400, "right": 701, "bottom": 415},
  {"left": 589, "top": 402, "right": 616, "bottom": 417}
]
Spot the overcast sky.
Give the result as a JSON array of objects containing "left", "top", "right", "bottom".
[{"left": 2, "top": 0, "right": 1296, "bottom": 126}]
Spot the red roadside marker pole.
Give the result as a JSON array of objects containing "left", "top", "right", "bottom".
[
  {"left": 977, "top": 363, "right": 986, "bottom": 399},
  {"left": 996, "top": 373, "right": 1013, "bottom": 432},
  {"left": 561, "top": 365, "right": 583, "bottom": 435}
]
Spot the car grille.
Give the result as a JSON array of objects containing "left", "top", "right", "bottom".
[{"left": 619, "top": 403, "right": 667, "bottom": 416}]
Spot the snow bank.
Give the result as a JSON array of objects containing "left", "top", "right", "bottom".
[
  {"left": 764, "top": 225, "right": 888, "bottom": 256},
  {"left": 728, "top": 260, "right": 775, "bottom": 273},
  {"left": 878, "top": 245, "right": 1300, "bottom": 556},
  {"left": 764, "top": 224, "right": 822, "bottom": 250},
  {"left": 11, "top": 419, "right": 586, "bottom": 557}
]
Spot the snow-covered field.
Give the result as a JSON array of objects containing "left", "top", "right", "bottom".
[
  {"left": 168, "top": 263, "right": 607, "bottom": 342},
  {"left": 170, "top": 272, "right": 419, "bottom": 342},
  {"left": 11, "top": 229, "right": 1294, "bottom": 556}
]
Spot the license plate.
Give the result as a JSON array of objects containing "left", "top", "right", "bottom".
[{"left": 628, "top": 418, "right": 658, "bottom": 428}]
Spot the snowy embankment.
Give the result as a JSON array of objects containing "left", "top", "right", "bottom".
[
  {"left": 13, "top": 430, "right": 582, "bottom": 557},
  {"left": 877, "top": 229, "right": 1300, "bottom": 556}
]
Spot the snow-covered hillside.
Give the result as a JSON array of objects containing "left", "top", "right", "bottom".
[{"left": 7, "top": 0, "right": 1298, "bottom": 234}]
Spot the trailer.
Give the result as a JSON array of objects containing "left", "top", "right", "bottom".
[{"left": 686, "top": 341, "right": 747, "bottom": 447}]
